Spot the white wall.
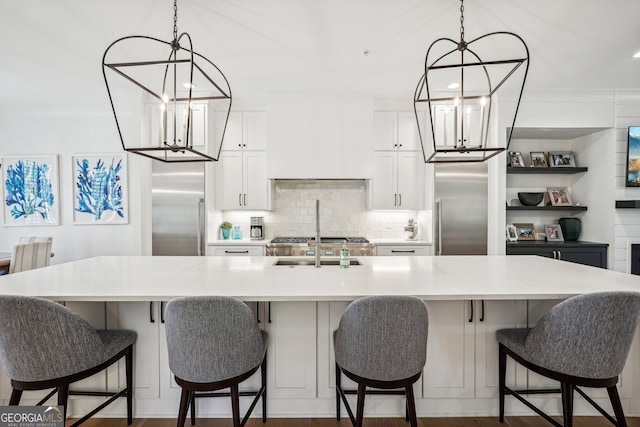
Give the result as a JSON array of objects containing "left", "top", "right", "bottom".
[
  {"left": 0, "top": 108, "right": 148, "bottom": 263},
  {"left": 613, "top": 90, "right": 640, "bottom": 273}
]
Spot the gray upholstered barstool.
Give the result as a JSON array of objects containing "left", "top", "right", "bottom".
[
  {"left": 0, "top": 295, "right": 136, "bottom": 426},
  {"left": 164, "top": 296, "right": 268, "bottom": 427},
  {"left": 334, "top": 295, "right": 429, "bottom": 427},
  {"left": 497, "top": 291, "right": 640, "bottom": 427}
]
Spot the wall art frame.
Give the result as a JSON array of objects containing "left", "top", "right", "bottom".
[
  {"left": 72, "top": 153, "right": 129, "bottom": 225},
  {"left": 625, "top": 126, "right": 640, "bottom": 187},
  {"left": 2, "top": 155, "right": 59, "bottom": 226}
]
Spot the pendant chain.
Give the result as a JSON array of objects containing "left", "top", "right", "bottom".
[
  {"left": 459, "top": 0, "right": 465, "bottom": 42},
  {"left": 173, "top": 0, "right": 178, "bottom": 41}
]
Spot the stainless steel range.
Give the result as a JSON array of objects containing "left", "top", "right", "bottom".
[{"left": 266, "top": 237, "right": 375, "bottom": 257}]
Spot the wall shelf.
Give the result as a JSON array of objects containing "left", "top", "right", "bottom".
[
  {"left": 507, "top": 167, "right": 588, "bottom": 174},
  {"left": 506, "top": 205, "right": 588, "bottom": 212}
]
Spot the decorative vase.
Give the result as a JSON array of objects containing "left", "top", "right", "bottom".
[
  {"left": 222, "top": 228, "right": 231, "bottom": 239},
  {"left": 558, "top": 217, "right": 582, "bottom": 241}
]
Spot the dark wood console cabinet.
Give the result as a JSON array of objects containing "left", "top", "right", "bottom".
[{"left": 506, "top": 241, "right": 608, "bottom": 269}]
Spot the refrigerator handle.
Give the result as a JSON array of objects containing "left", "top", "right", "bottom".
[
  {"left": 197, "top": 198, "right": 205, "bottom": 256},
  {"left": 436, "top": 199, "right": 443, "bottom": 256}
]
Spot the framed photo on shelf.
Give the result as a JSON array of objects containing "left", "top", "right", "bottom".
[
  {"left": 506, "top": 224, "right": 518, "bottom": 242},
  {"left": 545, "top": 224, "right": 564, "bottom": 242},
  {"left": 508, "top": 151, "right": 525, "bottom": 167},
  {"left": 513, "top": 223, "right": 536, "bottom": 241},
  {"left": 549, "top": 151, "right": 576, "bottom": 167},
  {"left": 530, "top": 151, "right": 548, "bottom": 167},
  {"left": 547, "top": 187, "right": 573, "bottom": 206},
  {"left": 625, "top": 126, "right": 640, "bottom": 187}
]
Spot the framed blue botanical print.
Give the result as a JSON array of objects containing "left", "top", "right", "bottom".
[
  {"left": 2, "top": 155, "right": 59, "bottom": 226},
  {"left": 72, "top": 154, "right": 129, "bottom": 224}
]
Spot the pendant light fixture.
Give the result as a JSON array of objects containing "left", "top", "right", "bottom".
[
  {"left": 102, "top": 0, "right": 232, "bottom": 162},
  {"left": 414, "top": 0, "right": 529, "bottom": 163}
]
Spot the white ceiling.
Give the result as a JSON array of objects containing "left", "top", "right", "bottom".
[{"left": 1, "top": 0, "right": 639, "bottom": 110}]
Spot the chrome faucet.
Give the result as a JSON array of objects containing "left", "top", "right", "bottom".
[{"left": 315, "top": 199, "right": 321, "bottom": 268}]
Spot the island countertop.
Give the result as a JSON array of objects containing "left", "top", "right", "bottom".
[{"left": 1, "top": 255, "right": 639, "bottom": 302}]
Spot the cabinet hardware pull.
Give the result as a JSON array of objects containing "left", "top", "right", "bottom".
[
  {"left": 238, "top": 194, "right": 242, "bottom": 206},
  {"left": 268, "top": 301, "right": 272, "bottom": 324},
  {"left": 149, "top": 301, "right": 155, "bottom": 323},
  {"left": 398, "top": 194, "right": 402, "bottom": 206},
  {"left": 468, "top": 300, "right": 474, "bottom": 322},
  {"left": 225, "top": 250, "right": 249, "bottom": 254},
  {"left": 557, "top": 251, "right": 562, "bottom": 260},
  {"left": 391, "top": 250, "right": 416, "bottom": 253},
  {"left": 256, "top": 301, "right": 260, "bottom": 323},
  {"left": 160, "top": 301, "right": 165, "bottom": 324},
  {"left": 479, "top": 300, "right": 485, "bottom": 322},
  {"left": 394, "top": 194, "right": 397, "bottom": 206},
  {"left": 244, "top": 193, "right": 247, "bottom": 206}
]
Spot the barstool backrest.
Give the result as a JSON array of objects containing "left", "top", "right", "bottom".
[
  {"left": 525, "top": 291, "right": 640, "bottom": 379},
  {"left": 164, "top": 296, "right": 267, "bottom": 383},
  {"left": 0, "top": 295, "right": 104, "bottom": 382},
  {"left": 334, "top": 295, "right": 428, "bottom": 382}
]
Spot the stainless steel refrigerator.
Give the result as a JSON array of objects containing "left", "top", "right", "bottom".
[
  {"left": 152, "top": 162, "right": 205, "bottom": 256},
  {"left": 434, "top": 162, "right": 488, "bottom": 255}
]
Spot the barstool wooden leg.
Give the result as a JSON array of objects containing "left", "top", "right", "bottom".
[
  {"left": 356, "top": 383, "right": 366, "bottom": 427},
  {"left": 561, "top": 382, "right": 574, "bottom": 427},
  {"left": 335, "top": 363, "right": 341, "bottom": 420},
  {"left": 406, "top": 384, "right": 417, "bottom": 427},
  {"left": 57, "top": 385, "right": 69, "bottom": 424},
  {"left": 231, "top": 384, "right": 241, "bottom": 427},
  {"left": 9, "top": 389, "right": 22, "bottom": 405},
  {"left": 126, "top": 346, "right": 133, "bottom": 425},
  {"left": 498, "top": 344, "right": 507, "bottom": 423},
  {"left": 176, "top": 388, "right": 190, "bottom": 427},
  {"left": 261, "top": 355, "right": 267, "bottom": 422},
  {"left": 190, "top": 394, "right": 196, "bottom": 425},
  {"left": 607, "top": 386, "right": 627, "bottom": 427}
]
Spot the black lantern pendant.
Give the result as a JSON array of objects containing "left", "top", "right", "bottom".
[
  {"left": 414, "top": 0, "right": 529, "bottom": 163},
  {"left": 102, "top": 0, "right": 232, "bottom": 162}
]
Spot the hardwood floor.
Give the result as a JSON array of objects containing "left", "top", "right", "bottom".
[{"left": 75, "top": 416, "right": 640, "bottom": 427}]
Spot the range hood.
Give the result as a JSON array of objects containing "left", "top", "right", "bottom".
[{"left": 267, "top": 93, "right": 373, "bottom": 179}]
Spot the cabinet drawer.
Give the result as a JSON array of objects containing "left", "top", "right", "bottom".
[
  {"left": 376, "top": 246, "right": 430, "bottom": 256},
  {"left": 208, "top": 246, "right": 264, "bottom": 256}
]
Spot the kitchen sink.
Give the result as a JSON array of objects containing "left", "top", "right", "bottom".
[{"left": 273, "top": 258, "right": 362, "bottom": 267}]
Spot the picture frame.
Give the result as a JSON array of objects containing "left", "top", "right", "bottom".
[
  {"left": 72, "top": 154, "right": 129, "bottom": 224},
  {"left": 545, "top": 224, "right": 564, "bottom": 242},
  {"left": 514, "top": 223, "right": 536, "bottom": 241},
  {"left": 508, "top": 151, "right": 525, "bottom": 167},
  {"left": 530, "top": 151, "right": 548, "bottom": 167},
  {"left": 506, "top": 224, "right": 518, "bottom": 242},
  {"left": 547, "top": 186, "right": 573, "bottom": 206},
  {"left": 548, "top": 151, "right": 575, "bottom": 167},
  {"left": 1, "top": 155, "right": 59, "bottom": 226},
  {"left": 625, "top": 126, "right": 640, "bottom": 187}
]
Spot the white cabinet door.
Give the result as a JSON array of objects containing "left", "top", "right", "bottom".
[
  {"left": 423, "top": 300, "right": 475, "bottom": 398},
  {"left": 397, "top": 112, "right": 421, "bottom": 151},
  {"left": 396, "top": 152, "right": 424, "bottom": 210},
  {"left": 243, "top": 112, "right": 268, "bottom": 150},
  {"left": 243, "top": 151, "right": 269, "bottom": 210},
  {"left": 218, "top": 151, "right": 244, "bottom": 209},
  {"left": 219, "top": 112, "right": 243, "bottom": 151},
  {"left": 371, "top": 151, "right": 424, "bottom": 210},
  {"left": 116, "top": 302, "right": 161, "bottom": 399},
  {"left": 371, "top": 152, "right": 397, "bottom": 209},
  {"left": 474, "top": 300, "right": 527, "bottom": 398},
  {"left": 267, "top": 301, "right": 317, "bottom": 398},
  {"left": 373, "top": 112, "right": 398, "bottom": 151}
]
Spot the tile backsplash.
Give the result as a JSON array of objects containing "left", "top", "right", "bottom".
[{"left": 219, "top": 180, "right": 430, "bottom": 240}]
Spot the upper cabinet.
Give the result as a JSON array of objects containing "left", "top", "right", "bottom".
[
  {"left": 370, "top": 111, "right": 425, "bottom": 210},
  {"left": 373, "top": 112, "right": 421, "bottom": 151},
  {"left": 219, "top": 112, "right": 267, "bottom": 151},
  {"left": 216, "top": 111, "right": 271, "bottom": 210}
]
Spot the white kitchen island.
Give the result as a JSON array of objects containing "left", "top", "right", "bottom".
[{"left": 0, "top": 255, "right": 639, "bottom": 420}]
